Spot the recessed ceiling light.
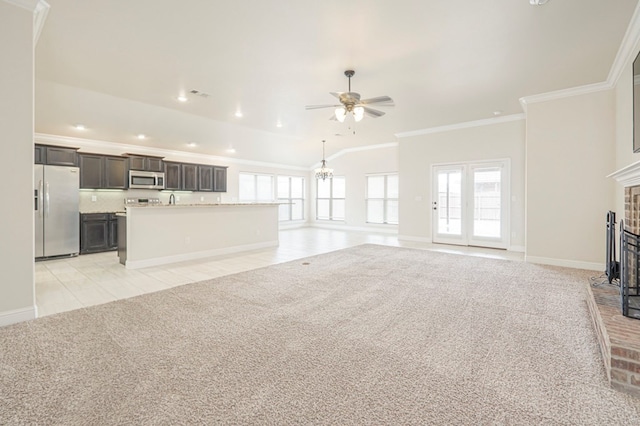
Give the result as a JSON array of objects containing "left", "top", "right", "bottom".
[
  {"left": 276, "top": 121, "right": 283, "bottom": 128},
  {"left": 493, "top": 110, "right": 502, "bottom": 116},
  {"left": 137, "top": 134, "right": 146, "bottom": 140},
  {"left": 177, "top": 95, "right": 188, "bottom": 102},
  {"left": 529, "top": 0, "right": 550, "bottom": 5},
  {"left": 74, "top": 124, "right": 86, "bottom": 130},
  {"left": 187, "top": 142, "right": 197, "bottom": 148},
  {"left": 235, "top": 110, "right": 243, "bottom": 118},
  {"left": 226, "top": 148, "right": 236, "bottom": 154}
]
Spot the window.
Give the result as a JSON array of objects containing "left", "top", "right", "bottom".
[
  {"left": 366, "top": 174, "right": 398, "bottom": 224},
  {"left": 277, "top": 176, "right": 305, "bottom": 221},
  {"left": 316, "top": 176, "right": 345, "bottom": 221},
  {"left": 239, "top": 173, "right": 274, "bottom": 201}
]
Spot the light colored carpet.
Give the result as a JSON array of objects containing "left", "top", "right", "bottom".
[{"left": 2, "top": 244, "right": 640, "bottom": 424}]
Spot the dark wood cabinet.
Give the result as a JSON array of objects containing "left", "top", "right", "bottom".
[
  {"left": 46, "top": 146, "right": 78, "bottom": 166},
  {"left": 182, "top": 164, "right": 198, "bottom": 191},
  {"left": 80, "top": 213, "right": 118, "bottom": 254},
  {"left": 198, "top": 165, "right": 214, "bottom": 192},
  {"left": 34, "top": 144, "right": 79, "bottom": 166},
  {"left": 108, "top": 216, "right": 118, "bottom": 250},
  {"left": 80, "top": 154, "right": 128, "bottom": 189},
  {"left": 79, "top": 154, "right": 104, "bottom": 189},
  {"left": 104, "top": 156, "right": 127, "bottom": 189},
  {"left": 34, "top": 145, "right": 45, "bottom": 164},
  {"left": 213, "top": 166, "right": 227, "bottom": 192},
  {"left": 164, "top": 162, "right": 182, "bottom": 190},
  {"left": 127, "top": 155, "right": 164, "bottom": 172}
]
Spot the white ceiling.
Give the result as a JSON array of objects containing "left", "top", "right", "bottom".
[{"left": 34, "top": 0, "right": 638, "bottom": 167}]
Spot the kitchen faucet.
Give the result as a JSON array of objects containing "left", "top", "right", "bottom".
[{"left": 169, "top": 194, "right": 175, "bottom": 205}]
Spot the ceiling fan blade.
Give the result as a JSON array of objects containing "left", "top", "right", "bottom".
[
  {"left": 362, "top": 106, "right": 386, "bottom": 118},
  {"left": 329, "top": 114, "right": 337, "bottom": 121},
  {"left": 359, "top": 95, "right": 394, "bottom": 106},
  {"left": 329, "top": 92, "right": 343, "bottom": 100},
  {"left": 305, "top": 104, "right": 340, "bottom": 110}
]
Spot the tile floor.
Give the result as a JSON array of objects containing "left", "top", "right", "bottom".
[{"left": 35, "top": 227, "right": 524, "bottom": 317}]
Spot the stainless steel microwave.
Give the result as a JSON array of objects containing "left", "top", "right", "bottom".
[{"left": 129, "top": 170, "right": 165, "bottom": 189}]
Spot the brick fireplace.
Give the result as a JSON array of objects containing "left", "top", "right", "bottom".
[{"left": 588, "top": 164, "right": 640, "bottom": 396}]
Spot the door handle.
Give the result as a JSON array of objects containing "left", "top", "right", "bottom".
[
  {"left": 45, "top": 182, "right": 50, "bottom": 218},
  {"left": 39, "top": 180, "right": 44, "bottom": 218}
]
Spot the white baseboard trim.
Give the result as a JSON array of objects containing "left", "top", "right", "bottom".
[
  {"left": 311, "top": 223, "right": 398, "bottom": 234},
  {"left": 279, "top": 222, "right": 310, "bottom": 230},
  {"left": 509, "top": 245, "right": 525, "bottom": 253},
  {"left": 125, "top": 240, "right": 279, "bottom": 270},
  {"left": 0, "top": 306, "right": 37, "bottom": 327},
  {"left": 525, "top": 255, "right": 604, "bottom": 271},
  {"left": 397, "top": 234, "right": 432, "bottom": 243}
]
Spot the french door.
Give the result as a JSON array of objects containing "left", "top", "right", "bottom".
[{"left": 432, "top": 160, "right": 509, "bottom": 249}]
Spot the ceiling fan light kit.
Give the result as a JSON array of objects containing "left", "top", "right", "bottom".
[{"left": 306, "top": 69, "right": 394, "bottom": 123}]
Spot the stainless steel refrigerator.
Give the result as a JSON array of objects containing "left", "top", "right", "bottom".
[{"left": 34, "top": 165, "right": 80, "bottom": 258}]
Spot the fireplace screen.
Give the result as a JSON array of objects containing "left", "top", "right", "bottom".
[{"left": 621, "top": 220, "right": 640, "bottom": 319}]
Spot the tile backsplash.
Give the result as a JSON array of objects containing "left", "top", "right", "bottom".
[{"left": 79, "top": 190, "right": 229, "bottom": 213}]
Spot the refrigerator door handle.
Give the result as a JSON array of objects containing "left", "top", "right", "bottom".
[
  {"left": 38, "top": 180, "right": 44, "bottom": 218},
  {"left": 45, "top": 181, "right": 50, "bottom": 218}
]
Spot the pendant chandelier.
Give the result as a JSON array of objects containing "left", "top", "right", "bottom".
[{"left": 314, "top": 140, "right": 334, "bottom": 181}]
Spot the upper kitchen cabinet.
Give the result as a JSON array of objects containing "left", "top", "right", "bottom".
[
  {"left": 34, "top": 145, "right": 45, "bottom": 164},
  {"left": 35, "top": 144, "right": 79, "bottom": 166},
  {"left": 182, "top": 164, "right": 198, "bottom": 191},
  {"left": 79, "top": 154, "right": 103, "bottom": 188},
  {"left": 79, "top": 154, "right": 128, "bottom": 189},
  {"left": 104, "top": 156, "right": 127, "bottom": 189},
  {"left": 126, "top": 154, "right": 164, "bottom": 172},
  {"left": 213, "top": 166, "right": 227, "bottom": 192},
  {"left": 198, "top": 165, "right": 214, "bottom": 192},
  {"left": 164, "top": 162, "right": 182, "bottom": 190}
]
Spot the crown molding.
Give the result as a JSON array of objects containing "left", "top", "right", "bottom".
[
  {"left": 3, "top": 0, "right": 49, "bottom": 44},
  {"left": 518, "top": 82, "right": 612, "bottom": 112},
  {"left": 394, "top": 114, "right": 525, "bottom": 139},
  {"left": 607, "top": 0, "right": 640, "bottom": 88},
  {"left": 310, "top": 142, "right": 398, "bottom": 169},
  {"left": 520, "top": 1, "right": 640, "bottom": 111},
  {"left": 34, "top": 133, "right": 309, "bottom": 172}
]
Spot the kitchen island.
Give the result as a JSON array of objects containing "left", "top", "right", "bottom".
[{"left": 118, "top": 203, "right": 279, "bottom": 269}]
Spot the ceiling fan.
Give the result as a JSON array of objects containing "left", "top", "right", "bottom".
[{"left": 305, "top": 70, "right": 394, "bottom": 122}]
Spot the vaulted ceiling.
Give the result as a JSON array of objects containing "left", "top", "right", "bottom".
[{"left": 34, "top": 0, "right": 639, "bottom": 167}]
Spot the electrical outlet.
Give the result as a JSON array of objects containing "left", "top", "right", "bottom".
[
  {"left": 91, "top": 195, "right": 97, "bottom": 202},
  {"left": 185, "top": 237, "right": 191, "bottom": 245},
  {"left": 200, "top": 196, "right": 205, "bottom": 202},
  {"left": 176, "top": 196, "right": 180, "bottom": 201}
]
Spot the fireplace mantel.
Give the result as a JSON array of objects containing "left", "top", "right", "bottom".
[{"left": 608, "top": 160, "right": 640, "bottom": 187}]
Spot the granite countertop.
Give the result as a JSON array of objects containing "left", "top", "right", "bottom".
[
  {"left": 80, "top": 211, "right": 126, "bottom": 214},
  {"left": 125, "top": 202, "right": 282, "bottom": 208}
]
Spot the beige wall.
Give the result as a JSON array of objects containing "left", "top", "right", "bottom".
[
  {"left": 0, "top": 2, "right": 36, "bottom": 324},
  {"left": 309, "top": 145, "right": 399, "bottom": 231},
  {"left": 615, "top": 39, "right": 640, "bottom": 220},
  {"left": 526, "top": 90, "right": 616, "bottom": 269},
  {"left": 397, "top": 119, "right": 526, "bottom": 248}
]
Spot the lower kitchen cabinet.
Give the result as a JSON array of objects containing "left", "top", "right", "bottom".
[{"left": 80, "top": 213, "right": 118, "bottom": 254}]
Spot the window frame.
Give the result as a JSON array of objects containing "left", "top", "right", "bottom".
[
  {"left": 316, "top": 176, "right": 346, "bottom": 221},
  {"left": 238, "top": 172, "right": 274, "bottom": 202},
  {"left": 277, "top": 175, "right": 305, "bottom": 222},
  {"left": 366, "top": 173, "right": 398, "bottom": 225}
]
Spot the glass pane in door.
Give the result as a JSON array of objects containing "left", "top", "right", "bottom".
[
  {"left": 437, "top": 170, "right": 462, "bottom": 235},
  {"left": 472, "top": 168, "right": 501, "bottom": 238}
]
